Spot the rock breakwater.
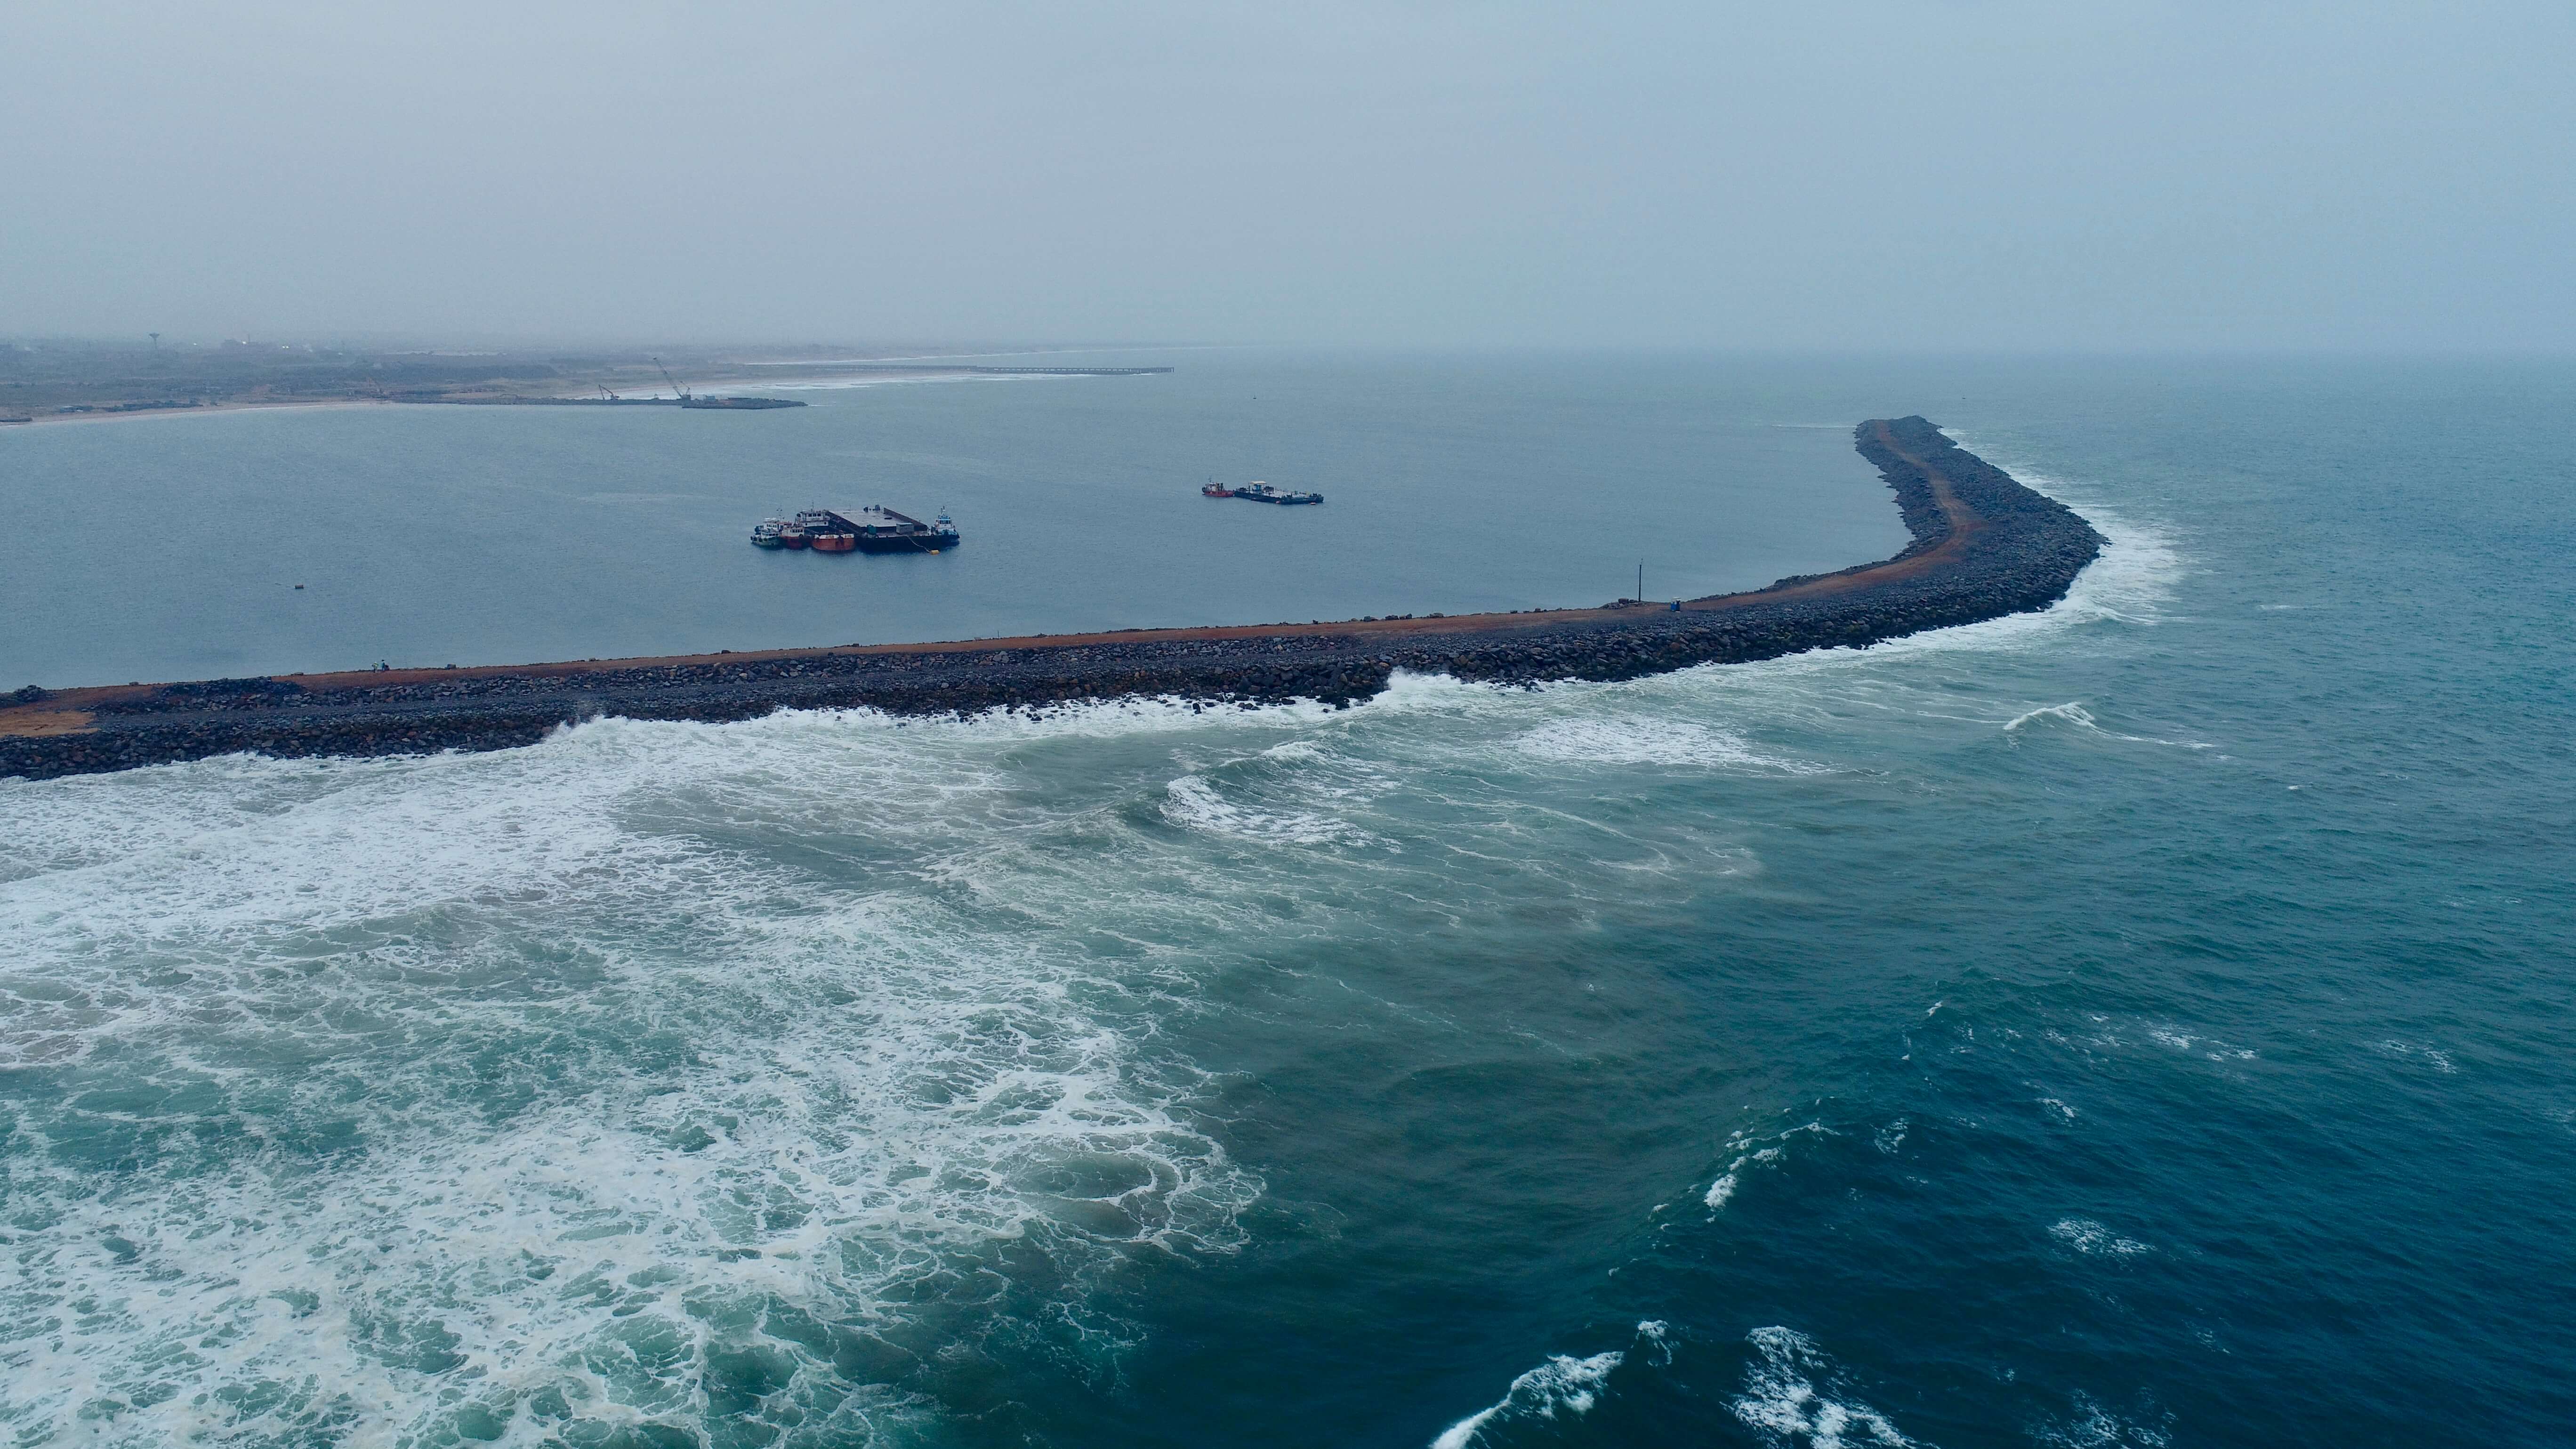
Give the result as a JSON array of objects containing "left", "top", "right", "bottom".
[{"left": 1, "top": 418, "right": 2102, "bottom": 781}]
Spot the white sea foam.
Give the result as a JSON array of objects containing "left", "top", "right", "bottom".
[
  {"left": 2003, "top": 701, "right": 2211, "bottom": 750},
  {"left": 1703, "top": 1122, "right": 1830, "bottom": 1212},
  {"left": 1704, "top": 1147, "right": 1777, "bottom": 1209},
  {"left": 14, "top": 680, "right": 1696, "bottom": 1443},
  {"left": 1732, "top": 1327, "right": 1915, "bottom": 1447},
  {"left": 1513, "top": 716, "right": 1827, "bottom": 773},
  {"left": 1162, "top": 772, "right": 1377, "bottom": 846},
  {"left": 1428, "top": 1320, "right": 1667, "bottom": 1449},
  {"left": 2375, "top": 1039, "right": 2459, "bottom": 1073},
  {"left": 2035, "top": 1390, "right": 2173, "bottom": 1447},
  {"left": 0, "top": 714, "right": 1267, "bottom": 1447},
  {"left": 2050, "top": 1218, "right": 2152, "bottom": 1257}
]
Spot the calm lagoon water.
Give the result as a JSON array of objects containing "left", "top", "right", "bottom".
[
  {"left": 2, "top": 354, "right": 2571, "bottom": 1448},
  {"left": 1, "top": 351, "right": 1906, "bottom": 687}
]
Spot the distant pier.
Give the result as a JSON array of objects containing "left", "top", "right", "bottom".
[
  {"left": 775, "top": 365, "right": 1175, "bottom": 377},
  {"left": 387, "top": 395, "right": 805, "bottom": 409}
]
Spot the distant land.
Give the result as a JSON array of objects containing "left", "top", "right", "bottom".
[{"left": 0, "top": 339, "right": 1167, "bottom": 424}]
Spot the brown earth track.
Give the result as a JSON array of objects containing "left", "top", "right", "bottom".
[{"left": 0, "top": 706, "right": 93, "bottom": 737}]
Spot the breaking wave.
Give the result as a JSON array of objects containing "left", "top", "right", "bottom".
[
  {"left": 1733, "top": 1327, "right": 1916, "bottom": 1448},
  {"left": 1514, "top": 716, "right": 1828, "bottom": 773},
  {"left": 2051, "top": 1218, "right": 2154, "bottom": 1257},
  {"left": 1705, "top": 1122, "right": 1832, "bottom": 1213},
  {"left": 2003, "top": 701, "right": 2211, "bottom": 750},
  {"left": 1429, "top": 1321, "right": 1670, "bottom": 1449}
]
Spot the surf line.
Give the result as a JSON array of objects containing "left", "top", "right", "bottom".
[{"left": 2, "top": 419, "right": 2105, "bottom": 781}]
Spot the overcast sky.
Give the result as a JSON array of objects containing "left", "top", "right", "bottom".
[{"left": 7, "top": 2, "right": 2570, "bottom": 349}]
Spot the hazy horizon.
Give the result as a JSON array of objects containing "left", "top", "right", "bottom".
[{"left": 9, "top": 2, "right": 2571, "bottom": 352}]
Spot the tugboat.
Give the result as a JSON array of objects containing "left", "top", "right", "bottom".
[
  {"left": 778, "top": 520, "right": 809, "bottom": 548},
  {"left": 750, "top": 519, "right": 787, "bottom": 548},
  {"left": 1201, "top": 482, "right": 1235, "bottom": 498}
]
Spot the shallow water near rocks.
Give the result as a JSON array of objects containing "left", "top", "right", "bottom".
[{"left": 3, "top": 354, "right": 2572, "bottom": 1447}]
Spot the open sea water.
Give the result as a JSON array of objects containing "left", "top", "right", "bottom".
[{"left": 2, "top": 354, "right": 2571, "bottom": 1447}]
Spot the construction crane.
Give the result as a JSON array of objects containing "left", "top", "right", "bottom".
[
  {"left": 652, "top": 356, "right": 691, "bottom": 402},
  {"left": 597, "top": 382, "right": 621, "bottom": 401}
]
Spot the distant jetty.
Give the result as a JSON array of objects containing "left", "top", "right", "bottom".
[
  {"left": 389, "top": 395, "right": 806, "bottom": 409},
  {"left": 767, "top": 365, "right": 1175, "bottom": 377},
  {"left": 1, "top": 419, "right": 2104, "bottom": 781}
]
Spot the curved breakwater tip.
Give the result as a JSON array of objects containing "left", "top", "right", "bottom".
[{"left": 2, "top": 417, "right": 2106, "bottom": 782}]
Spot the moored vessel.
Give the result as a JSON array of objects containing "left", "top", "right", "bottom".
[
  {"left": 793, "top": 509, "right": 856, "bottom": 549},
  {"left": 846, "top": 504, "right": 961, "bottom": 552},
  {"left": 744, "top": 505, "right": 961, "bottom": 554},
  {"left": 1235, "top": 481, "right": 1324, "bottom": 505}
]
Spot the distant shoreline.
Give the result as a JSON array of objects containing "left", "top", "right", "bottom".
[
  {"left": 2, "top": 419, "right": 2104, "bottom": 781},
  {"left": 0, "top": 364, "right": 1145, "bottom": 428},
  {"left": 7, "top": 398, "right": 394, "bottom": 428}
]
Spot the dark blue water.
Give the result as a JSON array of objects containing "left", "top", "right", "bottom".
[{"left": 2, "top": 355, "right": 2569, "bottom": 1447}]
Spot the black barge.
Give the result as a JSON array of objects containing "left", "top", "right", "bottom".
[{"left": 758, "top": 506, "right": 958, "bottom": 553}]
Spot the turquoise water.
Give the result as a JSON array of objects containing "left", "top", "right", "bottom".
[{"left": 2, "top": 355, "right": 2571, "bottom": 1447}]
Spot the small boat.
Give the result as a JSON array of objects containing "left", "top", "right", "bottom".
[
  {"left": 750, "top": 519, "right": 787, "bottom": 548},
  {"left": 1201, "top": 483, "right": 1235, "bottom": 498},
  {"left": 779, "top": 523, "right": 809, "bottom": 548}
]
